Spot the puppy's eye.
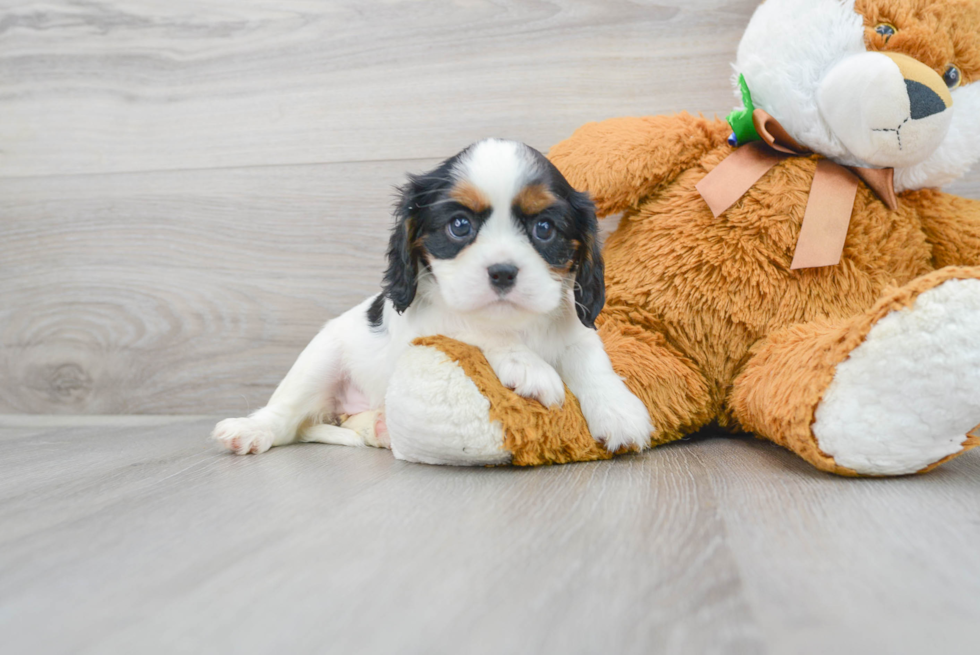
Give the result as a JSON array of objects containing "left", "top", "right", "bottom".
[
  {"left": 943, "top": 64, "right": 962, "bottom": 89},
  {"left": 447, "top": 216, "right": 472, "bottom": 239},
  {"left": 874, "top": 23, "right": 896, "bottom": 41},
  {"left": 533, "top": 219, "right": 555, "bottom": 242}
]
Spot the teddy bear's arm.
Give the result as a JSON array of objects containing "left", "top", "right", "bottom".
[
  {"left": 548, "top": 112, "right": 730, "bottom": 217},
  {"left": 912, "top": 189, "right": 980, "bottom": 268}
]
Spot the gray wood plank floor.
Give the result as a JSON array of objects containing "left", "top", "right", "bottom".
[{"left": 2, "top": 416, "right": 979, "bottom": 655}]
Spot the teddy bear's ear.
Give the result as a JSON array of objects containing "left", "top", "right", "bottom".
[
  {"left": 382, "top": 177, "right": 425, "bottom": 314},
  {"left": 569, "top": 190, "right": 605, "bottom": 328}
]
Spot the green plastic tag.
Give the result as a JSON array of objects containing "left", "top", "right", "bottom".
[{"left": 726, "top": 75, "right": 761, "bottom": 146}]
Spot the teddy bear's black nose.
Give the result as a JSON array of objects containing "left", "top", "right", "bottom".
[{"left": 906, "top": 79, "right": 947, "bottom": 120}]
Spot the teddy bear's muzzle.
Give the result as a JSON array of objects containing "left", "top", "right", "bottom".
[{"left": 818, "top": 51, "right": 953, "bottom": 169}]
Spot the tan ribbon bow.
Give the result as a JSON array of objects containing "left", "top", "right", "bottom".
[{"left": 696, "top": 109, "right": 898, "bottom": 269}]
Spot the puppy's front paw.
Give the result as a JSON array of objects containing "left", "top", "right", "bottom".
[
  {"left": 492, "top": 353, "right": 565, "bottom": 408},
  {"left": 583, "top": 390, "right": 654, "bottom": 453},
  {"left": 211, "top": 417, "right": 275, "bottom": 455}
]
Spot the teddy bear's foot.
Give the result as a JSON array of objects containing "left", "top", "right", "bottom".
[
  {"left": 385, "top": 336, "right": 623, "bottom": 467},
  {"left": 732, "top": 268, "right": 980, "bottom": 476},
  {"left": 813, "top": 277, "right": 980, "bottom": 475},
  {"left": 385, "top": 340, "right": 511, "bottom": 466}
]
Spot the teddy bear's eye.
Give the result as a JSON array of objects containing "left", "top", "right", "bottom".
[
  {"left": 874, "top": 23, "right": 896, "bottom": 41},
  {"left": 943, "top": 64, "right": 962, "bottom": 89}
]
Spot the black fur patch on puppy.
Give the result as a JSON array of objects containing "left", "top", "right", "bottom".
[
  {"left": 515, "top": 151, "right": 605, "bottom": 328},
  {"left": 366, "top": 293, "right": 385, "bottom": 330},
  {"left": 383, "top": 150, "right": 488, "bottom": 312}
]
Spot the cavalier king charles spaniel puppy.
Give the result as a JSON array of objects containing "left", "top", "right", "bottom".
[{"left": 212, "top": 139, "right": 653, "bottom": 457}]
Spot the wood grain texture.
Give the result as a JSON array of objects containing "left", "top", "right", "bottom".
[
  {"left": 0, "top": 0, "right": 751, "bottom": 178},
  {"left": 2, "top": 0, "right": 979, "bottom": 415},
  {"left": 2, "top": 416, "right": 979, "bottom": 654},
  {"left": 0, "top": 160, "right": 431, "bottom": 414},
  {"left": 698, "top": 437, "right": 980, "bottom": 655},
  {"left": 0, "top": 417, "right": 764, "bottom": 655}
]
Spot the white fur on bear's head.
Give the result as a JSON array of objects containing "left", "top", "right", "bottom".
[{"left": 733, "top": 0, "right": 980, "bottom": 192}]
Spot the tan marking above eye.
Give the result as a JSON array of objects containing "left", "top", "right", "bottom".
[
  {"left": 515, "top": 184, "right": 556, "bottom": 215},
  {"left": 449, "top": 181, "right": 491, "bottom": 213}
]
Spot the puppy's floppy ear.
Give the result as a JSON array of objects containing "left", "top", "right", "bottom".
[
  {"left": 383, "top": 178, "right": 424, "bottom": 313},
  {"left": 570, "top": 190, "right": 605, "bottom": 328}
]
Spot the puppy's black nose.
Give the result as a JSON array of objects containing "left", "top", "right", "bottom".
[{"left": 488, "top": 263, "right": 518, "bottom": 292}]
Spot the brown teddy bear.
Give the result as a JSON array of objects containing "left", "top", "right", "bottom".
[{"left": 382, "top": 0, "right": 980, "bottom": 476}]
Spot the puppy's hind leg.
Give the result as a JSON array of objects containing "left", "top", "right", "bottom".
[
  {"left": 212, "top": 321, "right": 347, "bottom": 455},
  {"left": 298, "top": 424, "right": 365, "bottom": 448},
  {"left": 299, "top": 410, "right": 389, "bottom": 449}
]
